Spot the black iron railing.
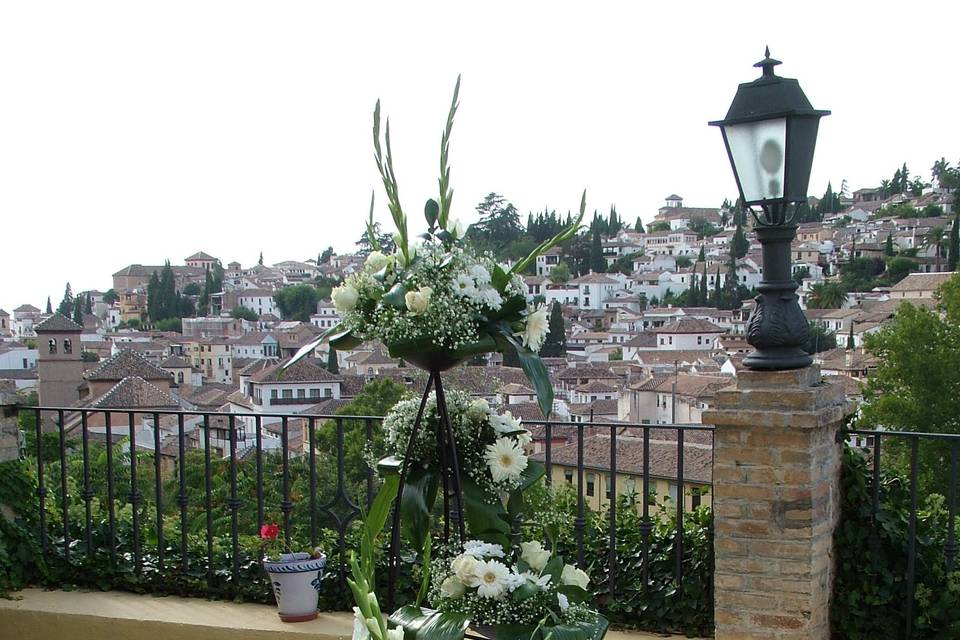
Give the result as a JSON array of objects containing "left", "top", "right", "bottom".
[
  {"left": 842, "top": 428, "right": 960, "bottom": 640},
  {"left": 22, "top": 405, "right": 713, "bottom": 617}
]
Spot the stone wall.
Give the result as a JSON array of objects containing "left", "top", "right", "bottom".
[{"left": 0, "top": 379, "right": 21, "bottom": 463}]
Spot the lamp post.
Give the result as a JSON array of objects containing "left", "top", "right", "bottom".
[{"left": 710, "top": 48, "right": 830, "bottom": 370}]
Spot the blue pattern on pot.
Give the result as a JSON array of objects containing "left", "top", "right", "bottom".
[{"left": 263, "top": 552, "right": 327, "bottom": 622}]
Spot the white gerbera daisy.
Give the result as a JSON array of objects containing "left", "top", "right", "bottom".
[
  {"left": 485, "top": 437, "right": 528, "bottom": 482},
  {"left": 489, "top": 411, "right": 522, "bottom": 435},
  {"left": 453, "top": 273, "right": 478, "bottom": 297},
  {"left": 468, "top": 559, "right": 510, "bottom": 599}
]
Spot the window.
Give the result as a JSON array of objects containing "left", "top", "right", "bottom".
[
  {"left": 668, "top": 483, "right": 679, "bottom": 503},
  {"left": 668, "top": 336, "right": 673, "bottom": 345},
  {"left": 22, "top": 358, "right": 28, "bottom": 369},
  {"left": 47, "top": 339, "right": 57, "bottom": 354},
  {"left": 297, "top": 388, "right": 306, "bottom": 398},
  {"left": 606, "top": 477, "right": 613, "bottom": 499},
  {"left": 697, "top": 336, "right": 702, "bottom": 345},
  {"left": 691, "top": 487, "right": 702, "bottom": 509},
  {"left": 660, "top": 338, "right": 665, "bottom": 345},
  {"left": 586, "top": 474, "right": 595, "bottom": 497},
  {"left": 309, "top": 388, "right": 320, "bottom": 398},
  {"left": 324, "top": 387, "right": 333, "bottom": 398},
  {"left": 63, "top": 339, "right": 72, "bottom": 354},
  {"left": 282, "top": 389, "right": 293, "bottom": 399},
  {"left": 564, "top": 470, "right": 573, "bottom": 484},
  {"left": 177, "top": 372, "right": 184, "bottom": 384}
]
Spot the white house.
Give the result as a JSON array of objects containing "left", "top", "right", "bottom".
[
  {"left": 569, "top": 272, "right": 628, "bottom": 311},
  {"left": 248, "top": 358, "right": 342, "bottom": 412},
  {"left": 310, "top": 300, "right": 342, "bottom": 330},
  {"left": 535, "top": 247, "right": 563, "bottom": 277},
  {"left": 235, "top": 289, "right": 278, "bottom": 318},
  {"left": 0, "top": 342, "right": 38, "bottom": 370},
  {"left": 654, "top": 318, "right": 725, "bottom": 350}
]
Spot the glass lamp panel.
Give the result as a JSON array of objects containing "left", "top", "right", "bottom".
[{"left": 724, "top": 118, "right": 787, "bottom": 203}]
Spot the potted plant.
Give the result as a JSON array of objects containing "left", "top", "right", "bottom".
[{"left": 260, "top": 522, "right": 327, "bottom": 622}]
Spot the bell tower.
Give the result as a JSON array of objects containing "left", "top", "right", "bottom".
[{"left": 35, "top": 313, "right": 85, "bottom": 412}]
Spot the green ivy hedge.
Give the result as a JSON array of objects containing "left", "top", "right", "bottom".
[{"left": 833, "top": 445, "right": 960, "bottom": 638}]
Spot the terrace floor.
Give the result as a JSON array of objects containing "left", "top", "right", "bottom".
[{"left": 0, "top": 588, "right": 706, "bottom": 640}]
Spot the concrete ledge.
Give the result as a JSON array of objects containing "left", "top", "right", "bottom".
[{"left": 0, "top": 588, "right": 701, "bottom": 640}]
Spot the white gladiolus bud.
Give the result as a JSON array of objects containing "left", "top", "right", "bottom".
[{"left": 386, "top": 627, "right": 405, "bottom": 640}]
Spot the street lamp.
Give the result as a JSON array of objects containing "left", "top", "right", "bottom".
[{"left": 710, "top": 48, "right": 830, "bottom": 370}]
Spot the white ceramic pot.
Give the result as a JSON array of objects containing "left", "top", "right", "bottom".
[{"left": 263, "top": 552, "right": 327, "bottom": 622}]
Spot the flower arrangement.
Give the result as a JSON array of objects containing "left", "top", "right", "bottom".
[
  {"left": 290, "top": 76, "right": 584, "bottom": 419},
  {"left": 395, "top": 538, "right": 607, "bottom": 639},
  {"left": 380, "top": 392, "right": 532, "bottom": 498}
]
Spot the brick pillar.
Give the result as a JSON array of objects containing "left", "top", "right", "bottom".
[
  {"left": 702, "top": 365, "right": 846, "bottom": 639},
  {"left": 0, "top": 380, "right": 21, "bottom": 463}
]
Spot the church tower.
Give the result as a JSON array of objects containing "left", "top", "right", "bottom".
[{"left": 35, "top": 313, "right": 84, "bottom": 411}]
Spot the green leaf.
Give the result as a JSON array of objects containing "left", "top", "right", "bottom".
[
  {"left": 330, "top": 329, "right": 363, "bottom": 351},
  {"left": 462, "top": 476, "right": 510, "bottom": 546},
  {"left": 557, "top": 584, "right": 591, "bottom": 603},
  {"left": 401, "top": 467, "right": 439, "bottom": 552},
  {"left": 424, "top": 198, "right": 440, "bottom": 229},
  {"left": 510, "top": 579, "right": 541, "bottom": 602},
  {"left": 492, "top": 264, "right": 511, "bottom": 292},
  {"left": 542, "top": 556, "right": 564, "bottom": 585},
  {"left": 518, "top": 459, "right": 546, "bottom": 492},
  {"left": 383, "top": 282, "right": 409, "bottom": 308},
  {"left": 490, "top": 322, "right": 553, "bottom": 418},
  {"left": 486, "top": 294, "right": 526, "bottom": 322},
  {"left": 285, "top": 323, "right": 345, "bottom": 367},
  {"left": 389, "top": 606, "right": 470, "bottom": 640}
]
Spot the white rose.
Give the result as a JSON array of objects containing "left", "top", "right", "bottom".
[
  {"left": 451, "top": 554, "right": 478, "bottom": 583},
  {"left": 440, "top": 575, "right": 466, "bottom": 599},
  {"left": 404, "top": 287, "right": 432, "bottom": 316},
  {"left": 332, "top": 284, "right": 359, "bottom": 313},
  {"left": 561, "top": 564, "right": 590, "bottom": 590},
  {"left": 520, "top": 541, "right": 551, "bottom": 572},
  {"left": 364, "top": 251, "right": 390, "bottom": 273},
  {"left": 386, "top": 627, "right": 405, "bottom": 640}
]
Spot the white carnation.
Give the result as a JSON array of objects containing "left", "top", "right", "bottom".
[{"left": 518, "top": 304, "right": 549, "bottom": 352}]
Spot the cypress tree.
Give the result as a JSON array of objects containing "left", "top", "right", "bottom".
[
  {"left": 724, "top": 248, "right": 740, "bottom": 309},
  {"left": 160, "top": 261, "right": 177, "bottom": 320},
  {"left": 948, "top": 212, "right": 959, "bottom": 272},
  {"left": 46, "top": 296, "right": 52, "bottom": 314},
  {"left": 846, "top": 324, "right": 855, "bottom": 350},
  {"left": 732, "top": 219, "right": 749, "bottom": 259},
  {"left": 541, "top": 301, "right": 567, "bottom": 357},
  {"left": 590, "top": 230, "right": 605, "bottom": 272},
  {"left": 689, "top": 270, "right": 699, "bottom": 306},
  {"left": 72, "top": 295, "right": 84, "bottom": 325},
  {"left": 147, "top": 272, "right": 161, "bottom": 321},
  {"left": 58, "top": 283, "right": 73, "bottom": 317},
  {"left": 85, "top": 293, "right": 93, "bottom": 314},
  {"left": 698, "top": 245, "right": 706, "bottom": 262},
  {"left": 884, "top": 234, "right": 894, "bottom": 257},
  {"left": 327, "top": 346, "right": 339, "bottom": 374},
  {"left": 258, "top": 251, "right": 264, "bottom": 266},
  {"left": 699, "top": 262, "right": 708, "bottom": 306},
  {"left": 713, "top": 265, "right": 722, "bottom": 308},
  {"left": 634, "top": 217, "right": 644, "bottom": 233}
]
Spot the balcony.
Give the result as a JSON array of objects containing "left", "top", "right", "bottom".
[{"left": 2, "top": 397, "right": 959, "bottom": 639}]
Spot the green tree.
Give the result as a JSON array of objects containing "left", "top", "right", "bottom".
[
  {"left": 57, "top": 283, "right": 73, "bottom": 316},
  {"left": 688, "top": 218, "right": 720, "bottom": 239},
  {"left": 731, "top": 219, "right": 749, "bottom": 259},
  {"left": 816, "top": 181, "right": 842, "bottom": 215},
  {"left": 147, "top": 271, "right": 161, "bottom": 321},
  {"left": 883, "top": 257, "right": 918, "bottom": 285},
  {"left": 183, "top": 282, "right": 202, "bottom": 296},
  {"left": 45, "top": 297, "right": 52, "bottom": 314},
  {"left": 840, "top": 257, "right": 885, "bottom": 292},
  {"left": 258, "top": 251, "right": 264, "bottom": 266},
  {"left": 688, "top": 270, "right": 699, "bottom": 307},
  {"left": 274, "top": 285, "right": 321, "bottom": 321},
  {"left": 859, "top": 274, "right": 960, "bottom": 491},
  {"left": 699, "top": 262, "right": 708, "bottom": 306},
  {"left": 589, "top": 229, "right": 605, "bottom": 273},
  {"left": 711, "top": 266, "right": 722, "bottom": 308},
  {"left": 793, "top": 266, "right": 811, "bottom": 285},
  {"left": 634, "top": 217, "right": 645, "bottom": 233},
  {"left": 723, "top": 246, "right": 741, "bottom": 309},
  {"left": 697, "top": 245, "right": 706, "bottom": 262},
  {"left": 467, "top": 193, "right": 524, "bottom": 253},
  {"left": 84, "top": 293, "right": 92, "bottom": 314},
  {"left": 72, "top": 295, "right": 84, "bottom": 325},
  {"left": 884, "top": 234, "right": 895, "bottom": 257},
  {"left": 199, "top": 269, "right": 213, "bottom": 315},
  {"left": 924, "top": 226, "right": 946, "bottom": 272},
  {"left": 846, "top": 324, "right": 855, "bottom": 350},
  {"left": 948, "top": 212, "right": 959, "bottom": 272},
  {"left": 806, "top": 281, "right": 848, "bottom": 309},
  {"left": 540, "top": 301, "right": 566, "bottom": 358},
  {"left": 327, "top": 346, "right": 339, "bottom": 374},
  {"left": 803, "top": 322, "right": 837, "bottom": 354},
  {"left": 159, "top": 261, "right": 177, "bottom": 320},
  {"left": 675, "top": 256, "right": 693, "bottom": 269},
  {"left": 319, "top": 247, "right": 334, "bottom": 264},
  {"left": 647, "top": 221, "right": 670, "bottom": 233},
  {"left": 103, "top": 289, "right": 118, "bottom": 305},
  {"left": 231, "top": 306, "right": 258, "bottom": 321},
  {"left": 550, "top": 261, "right": 571, "bottom": 284}
]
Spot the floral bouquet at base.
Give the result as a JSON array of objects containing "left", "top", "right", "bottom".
[
  {"left": 378, "top": 391, "right": 542, "bottom": 552},
  {"left": 289, "top": 76, "right": 584, "bottom": 419},
  {"left": 389, "top": 538, "right": 608, "bottom": 640}
]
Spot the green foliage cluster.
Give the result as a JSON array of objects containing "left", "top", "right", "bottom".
[
  {"left": 147, "top": 262, "right": 197, "bottom": 326},
  {"left": 832, "top": 446, "right": 960, "bottom": 638}
]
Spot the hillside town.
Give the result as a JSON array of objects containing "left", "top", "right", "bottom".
[{"left": 1, "top": 172, "right": 957, "bottom": 485}]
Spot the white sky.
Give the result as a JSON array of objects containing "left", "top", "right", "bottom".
[{"left": 2, "top": 1, "right": 958, "bottom": 313}]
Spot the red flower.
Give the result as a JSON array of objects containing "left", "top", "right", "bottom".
[{"left": 260, "top": 523, "right": 280, "bottom": 541}]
